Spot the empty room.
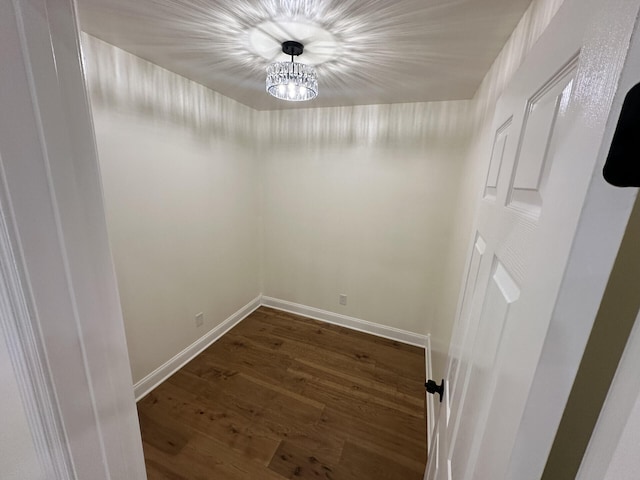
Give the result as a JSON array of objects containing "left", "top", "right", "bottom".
[{"left": 2, "top": 0, "right": 640, "bottom": 479}]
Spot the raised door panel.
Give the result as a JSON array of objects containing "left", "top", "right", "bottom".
[
  {"left": 508, "top": 60, "right": 578, "bottom": 216},
  {"left": 446, "top": 235, "right": 487, "bottom": 428},
  {"left": 484, "top": 119, "right": 512, "bottom": 200},
  {"left": 449, "top": 258, "right": 520, "bottom": 480}
]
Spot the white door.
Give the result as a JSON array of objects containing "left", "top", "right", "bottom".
[{"left": 428, "top": 0, "right": 640, "bottom": 478}]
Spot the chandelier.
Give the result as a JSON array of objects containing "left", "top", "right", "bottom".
[{"left": 266, "top": 41, "right": 318, "bottom": 102}]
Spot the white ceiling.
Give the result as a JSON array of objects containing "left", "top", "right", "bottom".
[{"left": 77, "top": 0, "right": 533, "bottom": 110}]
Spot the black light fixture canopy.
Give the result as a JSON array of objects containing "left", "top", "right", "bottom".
[{"left": 281, "top": 40, "right": 304, "bottom": 58}]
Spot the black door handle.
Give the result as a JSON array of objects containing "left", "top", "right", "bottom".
[{"left": 425, "top": 379, "right": 445, "bottom": 403}]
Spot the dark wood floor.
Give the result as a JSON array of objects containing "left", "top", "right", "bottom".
[{"left": 138, "top": 306, "right": 427, "bottom": 479}]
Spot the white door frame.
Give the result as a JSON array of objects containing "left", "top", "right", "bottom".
[
  {"left": 503, "top": 0, "right": 640, "bottom": 472},
  {"left": 0, "top": 0, "right": 146, "bottom": 478},
  {"left": 574, "top": 22, "right": 640, "bottom": 474}
]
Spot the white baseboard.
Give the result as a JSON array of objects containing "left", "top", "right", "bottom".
[
  {"left": 260, "top": 296, "right": 428, "bottom": 347},
  {"left": 133, "top": 295, "right": 261, "bottom": 401},
  {"left": 134, "top": 294, "right": 432, "bottom": 406},
  {"left": 425, "top": 334, "right": 435, "bottom": 453}
]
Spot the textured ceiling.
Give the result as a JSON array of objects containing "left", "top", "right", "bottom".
[{"left": 77, "top": 0, "right": 532, "bottom": 110}]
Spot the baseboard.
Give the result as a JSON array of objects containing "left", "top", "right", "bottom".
[
  {"left": 260, "top": 296, "right": 428, "bottom": 347},
  {"left": 134, "top": 294, "right": 432, "bottom": 405},
  {"left": 425, "top": 334, "right": 435, "bottom": 453},
  {"left": 133, "top": 295, "right": 261, "bottom": 401}
]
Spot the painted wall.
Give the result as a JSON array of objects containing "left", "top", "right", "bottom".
[
  {"left": 259, "top": 102, "right": 472, "bottom": 336},
  {"left": 83, "top": 36, "right": 261, "bottom": 383}
]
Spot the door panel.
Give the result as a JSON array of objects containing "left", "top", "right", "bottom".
[
  {"left": 434, "top": 234, "right": 489, "bottom": 480},
  {"left": 448, "top": 234, "right": 486, "bottom": 415},
  {"left": 427, "top": 0, "right": 640, "bottom": 478},
  {"left": 484, "top": 120, "right": 512, "bottom": 200},
  {"left": 508, "top": 60, "right": 577, "bottom": 215},
  {"left": 451, "top": 257, "right": 520, "bottom": 479}
]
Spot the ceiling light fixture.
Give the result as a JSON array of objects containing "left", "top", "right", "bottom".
[{"left": 266, "top": 41, "right": 318, "bottom": 102}]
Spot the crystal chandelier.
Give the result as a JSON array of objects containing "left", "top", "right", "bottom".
[{"left": 266, "top": 41, "right": 318, "bottom": 102}]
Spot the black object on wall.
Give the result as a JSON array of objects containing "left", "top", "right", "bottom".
[{"left": 603, "top": 82, "right": 640, "bottom": 187}]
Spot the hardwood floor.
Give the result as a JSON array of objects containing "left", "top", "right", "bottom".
[{"left": 138, "top": 307, "right": 427, "bottom": 479}]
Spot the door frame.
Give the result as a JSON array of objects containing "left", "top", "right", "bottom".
[
  {"left": 0, "top": 0, "right": 146, "bottom": 478},
  {"left": 572, "top": 19, "right": 640, "bottom": 474}
]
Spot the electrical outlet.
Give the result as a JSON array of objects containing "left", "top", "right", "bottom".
[
  {"left": 195, "top": 312, "right": 204, "bottom": 327},
  {"left": 339, "top": 294, "right": 347, "bottom": 306}
]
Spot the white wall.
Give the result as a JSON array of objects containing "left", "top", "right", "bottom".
[
  {"left": 259, "top": 102, "right": 471, "bottom": 336},
  {"left": 83, "top": 36, "right": 260, "bottom": 384}
]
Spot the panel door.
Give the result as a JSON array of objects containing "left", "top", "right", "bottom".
[{"left": 427, "top": 0, "right": 639, "bottom": 478}]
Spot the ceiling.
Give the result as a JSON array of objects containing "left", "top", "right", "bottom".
[{"left": 77, "top": 0, "right": 533, "bottom": 110}]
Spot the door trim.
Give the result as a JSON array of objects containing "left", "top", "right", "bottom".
[
  {"left": 0, "top": 160, "right": 73, "bottom": 478},
  {"left": 0, "top": 0, "right": 146, "bottom": 477}
]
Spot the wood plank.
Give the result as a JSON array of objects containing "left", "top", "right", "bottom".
[
  {"left": 256, "top": 308, "right": 425, "bottom": 377},
  {"left": 137, "top": 307, "right": 427, "bottom": 478},
  {"left": 301, "top": 380, "right": 425, "bottom": 441},
  {"left": 334, "top": 440, "right": 425, "bottom": 480},
  {"left": 167, "top": 369, "right": 324, "bottom": 437},
  {"left": 140, "top": 387, "right": 280, "bottom": 465},
  {"left": 319, "top": 407, "right": 426, "bottom": 468},
  {"left": 288, "top": 360, "right": 423, "bottom": 415},
  {"left": 268, "top": 440, "right": 338, "bottom": 479},
  {"left": 143, "top": 432, "right": 285, "bottom": 480},
  {"left": 235, "top": 313, "right": 425, "bottom": 399}
]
